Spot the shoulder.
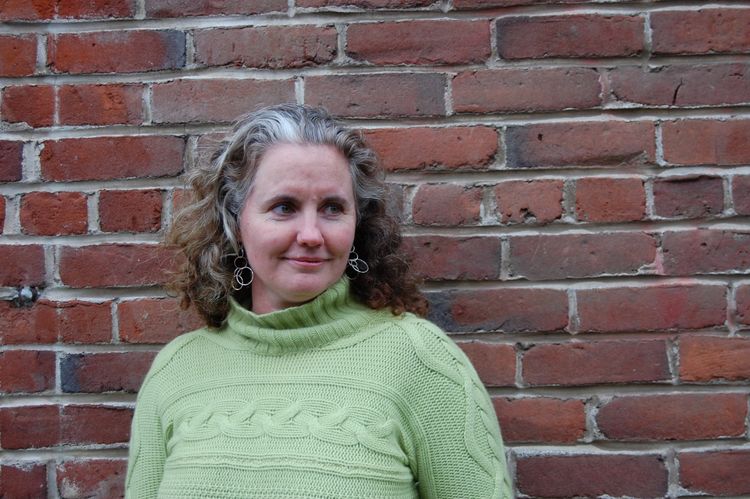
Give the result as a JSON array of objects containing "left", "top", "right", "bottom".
[{"left": 139, "top": 328, "right": 213, "bottom": 390}]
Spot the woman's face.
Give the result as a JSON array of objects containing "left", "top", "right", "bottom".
[{"left": 238, "top": 142, "right": 357, "bottom": 314}]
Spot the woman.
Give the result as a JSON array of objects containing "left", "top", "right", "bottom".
[{"left": 126, "top": 104, "right": 513, "bottom": 498}]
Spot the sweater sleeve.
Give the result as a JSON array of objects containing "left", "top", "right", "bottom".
[{"left": 401, "top": 319, "right": 514, "bottom": 499}]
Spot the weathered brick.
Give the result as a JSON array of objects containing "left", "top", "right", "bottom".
[
  {"left": 306, "top": 74, "right": 445, "bottom": 118},
  {"left": 0, "top": 34, "right": 37, "bottom": 76},
  {"left": 0, "top": 350, "right": 55, "bottom": 393},
  {"left": 662, "top": 230, "right": 750, "bottom": 275},
  {"left": 298, "top": 0, "right": 431, "bottom": 7},
  {"left": 57, "top": 459, "right": 126, "bottom": 499},
  {"left": 152, "top": 78, "right": 295, "bottom": 124},
  {"left": 738, "top": 285, "right": 750, "bottom": 327},
  {"left": 99, "top": 189, "right": 162, "bottom": 233},
  {"left": 680, "top": 336, "right": 750, "bottom": 382},
  {"left": 56, "top": 300, "right": 113, "bottom": 344},
  {"left": 118, "top": 297, "right": 203, "bottom": 344},
  {"left": 509, "top": 232, "right": 656, "bottom": 280},
  {"left": 20, "top": 191, "right": 88, "bottom": 236},
  {"left": 195, "top": 26, "right": 336, "bottom": 69},
  {"left": 0, "top": 463, "right": 48, "bottom": 498},
  {"left": 427, "top": 288, "right": 568, "bottom": 333},
  {"left": 0, "top": 0, "right": 54, "bottom": 20},
  {"left": 496, "top": 15, "right": 643, "bottom": 59},
  {"left": 0, "top": 300, "right": 58, "bottom": 344},
  {"left": 363, "top": 126, "right": 498, "bottom": 171},
  {"left": 61, "top": 405, "right": 132, "bottom": 445},
  {"left": 61, "top": 351, "right": 156, "bottom": 393},
  {"left": 1, "top": 85, "right": 54, "bottom": 127},
  {"left": 597, "top": 393, "right": 747, "bottom": 441},
  {"left": 0, "top": 196, "right": 5, "bottom": 233},
  {"left": 577, "top": 284, "right": 726, "bottom": 332},
  {"left": 506, "top": 121, "right": 655, "bottom": 168},
  {"left": 653, "top": 176, "right": 724, "bottom": 218},
  {"left": 453, "top": 68, "right": 600, "bottom": 113},
  {"left": 384, "top": 183, "right": 405, "bottom": 222},
  {"left": 662, "top": 119, "right": 750, "bottom": 166},
  {"left": 651, "top": 9, "right": 750, "bottom": 56},
  {"left": 457, "top": 341, "right": 515, "bottom": 387},
  {"left": 679, "top": 450, "right": 750, "bottom": 496},
  {"left": 146, "top": 0, "right": 287, "bottom": 17},
  {"left": 59, "top": 83, "right": 143, "bottom": 125},
  {"left": 523, "top": 340, "right": 669, "bottom": 386},
  {"left": 516, "top": 454, "right": 667, "bottom": 498},
  {"left": 0, "top": 140, "right": 23, "bottom": 181},
  {"left": 49, "top": 31, "right": 185, "bottom": 74},
  {"left": 41, "top": 136, "right": 185, "bottom": 181},
  {"left": 412, "top": 184, "right": 482, "bottom": 226},
  {"left": 575, "top": 177, "right": 646, "bottom": 222},
  {"left": 455, "top": 0, "right": 641, "bottom": 7},
  {"left": 59, "top": 244, "right": 174, "bottom": 287},
  {"left": 0, "top": 405, "right": 60, "bottom": 448},
  {"left": 494, "top": 179, "right": 563, "bottom": 224},
  {"left": 610, "top": 63, "right": 750, "bottom": 107},
  {"left": 0, "top": 244, "right": 45, "bottom": 286},
  {"left": 402, "top": 236, "right": 501, "bottom": 281},
  {"left": 493, "top": 397, "right": 585, "bottom": 443},
  {"left": 733, "top": 175, "right": 750, "bottom": 215},
  {"left": 347, "top": 20, "right": 490, "bottom": 65},
  {"left": 0, "top": 300, "right": 112, "bottom": 345},
  {"left": 0, "top": 0, "right": 135, "bottom": 20}
]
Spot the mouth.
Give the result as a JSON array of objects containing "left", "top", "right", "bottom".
[{"left": 285, "top": 256, "right": 327, "bottom": 267}]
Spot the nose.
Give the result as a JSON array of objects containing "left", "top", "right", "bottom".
[{"left": 296, "top": 211, "right": 323, "bottom": 247}]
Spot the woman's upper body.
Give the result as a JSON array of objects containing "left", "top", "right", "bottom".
[{"left": 126, "top": 104, "right": 513, "bottom": 498}]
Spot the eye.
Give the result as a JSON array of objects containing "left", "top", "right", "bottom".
[
  {"left": 271, "top": 202, "right": 294, "bottom": 215},
  {"left": 323, "top": 202, "right": 344, "bottom": 215}
]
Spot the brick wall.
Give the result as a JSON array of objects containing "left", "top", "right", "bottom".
[{"left": 1, "top": 1, "right": 749, "bottom": 497}]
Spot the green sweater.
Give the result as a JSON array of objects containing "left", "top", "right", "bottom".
[{"left": 126, "top": 279, "right": 513, "bottom": 498}]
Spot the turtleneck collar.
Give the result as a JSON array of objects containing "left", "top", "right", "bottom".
[{"left": 223, "top": 278, "right": 373, "bottom": 354}]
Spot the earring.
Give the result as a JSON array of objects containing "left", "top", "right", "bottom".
[
  {"left": 232, "top": 249, "right": 254, "bottom": 290},
  {"left": 347, "top": 246, "right": 369, "bottom": 274}
]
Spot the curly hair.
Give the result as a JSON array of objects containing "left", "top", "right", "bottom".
[{"left": 168, "top": 104, "right": 428, "bottom": 328}]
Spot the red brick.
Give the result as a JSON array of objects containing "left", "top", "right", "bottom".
[
  {"left": 493, "top": 397, "right": 585, "bottom": 443},
  {"left": 0, "top": 244, "right": 45, "bottom": 286},
  {"left": 734, "top": 175, "right": 750, "bottom": 215},
  {"left": 427, "top": 288, "right": 568, "bottom": 333},
  {"left": 679, "top": 450, "right": 750, "bottom": 496},
  {"left": 59, "top": 244, "right": 174, "bottom": 287},
  {"left": 509, "top": 232, "right": 655, "bottom": 280},
  {"left": 152, "top": 78, "right": 295, "bottom": 124},
  {"left": 0, "top": 350, "right": 55, "bottom": 393},
  {"left": 57, "top": 459, "right": 127, "bottom": 499},
  {"left": 494, "top": 179, "right": 563, "bottom": 224},
  {"left": 662, "top": 230, "right": 750, "bottom": 275},
  {"left": 576, "top": 177, "right": 645, "bottom": 222},
  {"left": 20, "top": 191, "right": 88, "bottom": 236},
  {"left": 506, "top": 121, "right": 655, "bottom": 168},
  {"left": 384, "top": 183, "right": 405, "bottom": 222},
  {"left": 654, "top": 176, "right": 724, "bottom": 218},
  {"left": 0, "top": 140, "right": 23, "bottom": 181},
  {"left": 457, "top": 341, "right": 515, "bottom": 387},
  {"left": 455, "top": 0, "right": 636, "bottom": 6},
  {"left": 412, "top": 184, "right": 482, "bottom": 226},
  {"left": 680, "top": 336, "right": 750, "bottom": 382},
  {"left": 49, "top": 31, "right": 185, "bottom": 74},
  {"left": 146, "top": 0, "right": 286, "bottom": 17},
  {"left": 651, "top": 9, "right": 750, "bottom": 56},
  {"left": 99, "top": 189, "right": 162, "bottom": 233},
  {"left": 0, "top": 34, "right": 37, "bottom": 76},
  {"left": 610, "top": 63, "right": 750, "bottom": 107},
  {"left": 496, "top": 15, "right": 644, "bottom": 59},
  {"left": 56, "top": 300, "right": 113, "bottom": 343},
  {"left": 663, "top": 120, "right": 750, "bottom": 166},
  {"left": 59, "top": 83, "right": 143, "bottom": 126},
  {"left": 0, "top": 405, "right": 60, "bottom": 448},
  {"left": 118, "top": 297, "right": 203, "bottom": 344},
  {"left": 0, "top": 196, "right": 5, "bottom": 233},
  {"left": 738, "top": 285, "right": 750, "bottom": 327},
  {"left": 523, "top": 340, "right": 669, "bottom": 386},
  {"left": 347, "top": 20, "right": 490, "bottom": 66},
  {"left": 597, "top": 393, "right": 747, "bottom": 441},
  {"left": 577, "top": 284, "right": 726, "bottom": 332},
  {"left": 0, "top": 0, "right": 54, "bottom": 20},
  {"left": 41, "top": 136, "right": 185, "bottom": 181},
  {"left": 0, "top": 300, "right": 58, "bottom": 344},
  {"left": 364, "top": 126, "right": 497, "bottom": 172},
  {"left": 0, "top": 463, "right": 48, "bottom": 498},
  {"left": 516, "top": 454, "right": 667, "bottom": 498},
  {"left": 61, "top": 405, "right": 132, "bottom": 445},
  {"left": 195, "top": 26, "right": 336, "bottom": 69},
  {"left": 402, "top": 236, "right": 501, "bottom": 281},
  {"left": 61, "top": 351, "right": 156, "bottom": 393},
  {"left": 453, "top": 68, "right": 600, "bottom": 113},
  {"left": 306, "top": 74, "right": 445, "bottom": 118},
  {"left": 1, "top": 85, "right": 54, "bottom": 127},
  {"left": 298, "top": 0, "right": 431, "bottom": 7},
  {"left": 57, "top": 0, "right": 135, "bottom": 18}
]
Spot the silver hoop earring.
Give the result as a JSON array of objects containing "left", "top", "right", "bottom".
[
  {"left": 347, "top": 246, "right": 369, "bottom": 274},
  {"left": 232, "top": 249, "right": 254, "bottom": 290}
]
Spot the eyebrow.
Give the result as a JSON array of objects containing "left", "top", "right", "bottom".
[{"left": 263, "top": 194, "right": 352, "bottom": 207}]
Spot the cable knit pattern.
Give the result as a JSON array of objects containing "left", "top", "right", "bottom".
[{"left": 126, "top": 278, "right": 513, "bottom": 498}]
